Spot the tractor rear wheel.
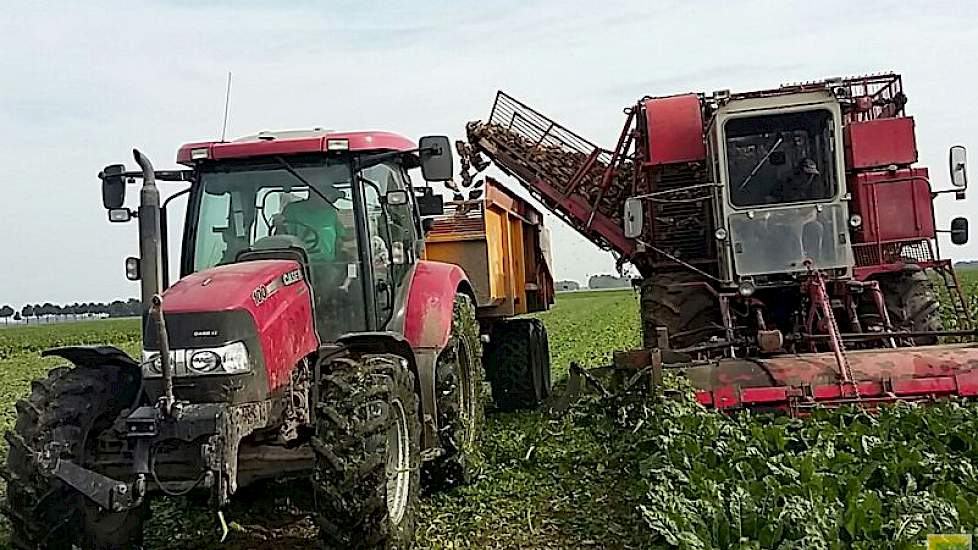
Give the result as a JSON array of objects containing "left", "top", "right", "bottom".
[
  {"left": 484, "top": 318, "right": 551, "bottom": 411},
  {"left": 639, "top": 271, "right": 720, "bottom": 350},
  {"left": 2, "top": 364, "right": 146, "bottom": 549},
  {"left": 877, "top": 269, "right": 943, "bottom": 345},
  {"left": 424, "top": 294, "right": 485, "bottom": 492},
  {"left": 312, "top": 354, "right": 421, "bottom": 549}
]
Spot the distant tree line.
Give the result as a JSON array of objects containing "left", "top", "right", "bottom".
[
  {"left": 0, "top": 299, "right": 141, "bottom": 324},
  {"left": 588, "top": 274, "right": 632, "bottom": 289}
]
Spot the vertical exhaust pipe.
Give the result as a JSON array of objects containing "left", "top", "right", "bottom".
[{"left": 133, "top": 150, "right": 175, "bottom": 414}]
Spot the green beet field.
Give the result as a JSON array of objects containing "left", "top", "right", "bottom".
[{"left": 1, "top": 278, "right": 978, "bottom": 549}]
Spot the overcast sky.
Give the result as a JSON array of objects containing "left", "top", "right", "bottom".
[{"left": 1, "top": 1, "right": 976, "bottom": 306}]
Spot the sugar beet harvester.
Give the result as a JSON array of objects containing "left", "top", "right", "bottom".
[
  {"left": 3, "top": 131, "right": 554, "bottom": 549},
  {"left": 467, "top": 73, "right": 975, "bottom": 411}
]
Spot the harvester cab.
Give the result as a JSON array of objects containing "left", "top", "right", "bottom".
[{"left": 467, "top": 72, "right": 977, "bottom": 412}]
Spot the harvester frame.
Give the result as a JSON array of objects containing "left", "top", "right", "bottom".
[{"left": 467, "top": 72, "right": 975, "bottom": 412}]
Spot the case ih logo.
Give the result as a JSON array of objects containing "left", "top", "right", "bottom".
[{"left": 282, "top": 269, "right": 303, "bottom": 286}]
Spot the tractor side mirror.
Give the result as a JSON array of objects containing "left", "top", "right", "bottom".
[
  {"left": 419, "top": 136, "right": 453, "bottom": 182},
  {"left": 623, "top": 197, "right": 644, "bottom": 239},
  {"left": 950, "top": 145, "right": 968, "bottom": 190},
  {"left": 951, "top": 217, "right": 969, "bottom": 245},
  {"left": 100, "top": 164, "right": 127, "bottom": 209},
  {"left": 416, "top": 186, "right": 444, "bottom": 216}
]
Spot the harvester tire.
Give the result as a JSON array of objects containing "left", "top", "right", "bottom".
[
  {"left": 3, "top": 364, "right": 145, "bottom": 549},
  {"left": 485, "top": 318, "right": 551, "bottom": 411},
  {"left": 878, "top": 269, "right": 943, "bottom": 345},
  {"left": 312, "top": 354, "right": 421, "bottom": 550},
  {"left": 640, "top": 272, "right": 719, "bottom": 350},
  {"left": 424, "top": 294, "right": 485, "bottom": 492}
]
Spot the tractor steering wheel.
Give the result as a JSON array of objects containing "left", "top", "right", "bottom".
[{"left": 276, "top": 220, "right": 321, "bottom": 250}]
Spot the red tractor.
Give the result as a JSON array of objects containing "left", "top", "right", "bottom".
[
  {"left": 4, "top": 131, "right": 553, "bottom": 548},
  {"left": 467, "top": 73, "right": 975, "bottom": 411}
]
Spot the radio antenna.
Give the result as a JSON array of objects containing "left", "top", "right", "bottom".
[{"left": 220, "top": 71, "right": 232, "bottom": 142}]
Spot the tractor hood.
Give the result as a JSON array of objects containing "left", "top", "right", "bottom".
[{"left": 162, "top": 260, "right": 306, "bottom": 318}]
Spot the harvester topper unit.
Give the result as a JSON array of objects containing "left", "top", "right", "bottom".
[{"left": 466, "top": 72, "right": 975, "bottom": 411}]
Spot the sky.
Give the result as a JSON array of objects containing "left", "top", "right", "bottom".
[{"left": 1, "top": 0, "right": 976, "bottom": 306}]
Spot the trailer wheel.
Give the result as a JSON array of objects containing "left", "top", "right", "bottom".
[
  {"left": 312, "top": 354, "right": 420, "bottom": 550},
  {"left": 424, "top": 294, "right": 485, "bottom": 491},
  {"left": 878, "top": 270, "right": 943, "bottom": 345},
  {"left": 485, "top": 318, "right": 551, "bottom": 411},
  {"left": 640, "top": 271, "right": 719, "bottom": 350},
  {"left": 2, "top": 364, "right": 146, "bottom": 550}
]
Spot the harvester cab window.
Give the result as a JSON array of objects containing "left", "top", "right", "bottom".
[{"left": 725, "top": 110, "right": 836, "bottom": 207}]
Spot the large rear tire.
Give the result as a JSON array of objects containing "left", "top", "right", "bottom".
[
  {"left": 484, "top": 318, "right": 551, "bottom": 411},
  {"left": 312, "top": 354, "right": 421, "bottom": 550},
  {"left": 639, "top": 271, "right": 719, "bottom": 350},
  {"left": 2, "top": 364, "right": 146, "bottom": 550},
  {"left": 877, "top": 269, "right": 943, "bottom": 345},
  {"left": 424, "top": 294, "right": 485, "bottom": 492}
]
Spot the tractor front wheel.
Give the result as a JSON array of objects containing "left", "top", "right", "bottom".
[
  {"left": 2, "top": 364, "right": 146, "bottom": 549},
  {"left": 312, "top": 354, "right": 421, "bottom": 549},
  {"left": 877, "top": 269, "right": 943, "bottom": 345}
]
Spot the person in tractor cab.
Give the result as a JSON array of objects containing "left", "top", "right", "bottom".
[{"left": 275, "top": 185, "right": 346, "bottom": 261}]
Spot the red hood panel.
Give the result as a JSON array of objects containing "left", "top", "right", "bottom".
[{"left": 163, "top": 260, "right": 299, "bottom": 314}]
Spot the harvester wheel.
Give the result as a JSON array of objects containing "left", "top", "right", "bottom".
[
  {"left": 878, "top": 269, "right": 943, "bottom": 345},
  {"left": 312, "top": 354, "right": 421, "bottom": 550},
  {"left": 3, "top": 364, "right": 145, "bottom": 549},
  {"left": 424, "top": 294, "right": 485, "bottom": 491},
  {"left": 485, "top": 318, "right": 551, "bottom": 411},
  {"left": 640, "top": 271, "right": 719, "bottom": 350}
]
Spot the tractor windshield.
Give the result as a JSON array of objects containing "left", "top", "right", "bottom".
[
  {"left": 190, "top": 155, "right": 367, "bottom": 340},
  {"left": 725, "top": 110, "right": 836, "bottom": 207}
]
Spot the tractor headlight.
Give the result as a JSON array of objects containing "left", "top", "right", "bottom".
[
  {"left": 189, "top": 350, "right": 222, "bottom": 374},
  {"left": 141, "top": 342, "right": 251, "bottom": 377}
]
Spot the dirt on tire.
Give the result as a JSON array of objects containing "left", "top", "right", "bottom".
[
  {"left": 311, "top": 354, "right": 421, "bottom": 550},
  {"left": 877, "top": 269, "right": 944, "bottom": 345},
  {"left": 2, "top": 363, "right": 145, "bottom": 549},
  {"left": 424, "top": 294, "right": 485, "bottom": 492},
  {"left": 639, "top": 271, "right": 720, "bottom": 350}
]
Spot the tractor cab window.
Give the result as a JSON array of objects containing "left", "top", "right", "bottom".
[
  {"left": 725, "top": 110, "right": 837, "bottom": 207},
  {"left": 190, "top": 157, "right": 366, "bottom": 341},
  {"left": 358, "top": 161, "right": 418, "bottom": 327}
]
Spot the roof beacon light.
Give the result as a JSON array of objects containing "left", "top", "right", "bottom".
[{"left": 327, "top": 138, "right": 350, "bottom": 151}]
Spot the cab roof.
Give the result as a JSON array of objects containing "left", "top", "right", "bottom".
[{"left": 177, "top": 129, "right": 416, "bottom": 165}]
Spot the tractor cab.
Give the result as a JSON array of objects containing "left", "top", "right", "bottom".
[{"left": 101, "top": 131, "right": 452, "bottom": 345}]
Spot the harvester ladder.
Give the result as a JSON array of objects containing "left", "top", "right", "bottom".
[{"left": 936, "top": 265, "right": 973, "bottom": 331}]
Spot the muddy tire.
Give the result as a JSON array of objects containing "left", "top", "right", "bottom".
[
  {"left": 877, "top": 269, "right": 943, "bottom": 345},
  {"left": 312, "top": 354, "right": 421, "bottom": 549},
  {"left": 424, "top": 294, "right": 485, "bottom": 492},
  {"left": 2, "top": 364, "right": 145, "bottom": 549},
  {"left": 639, "top": 271, "right": 719, "bottom": 350},
  {"left": 485, "top": 318, "right": 551, "bottom": 411}
]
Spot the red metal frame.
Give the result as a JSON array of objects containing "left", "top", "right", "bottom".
[{"left": 177, "top": 131, "right": 416, "bottom": 164}]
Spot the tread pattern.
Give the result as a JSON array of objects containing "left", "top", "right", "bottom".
[
  {"left": 485, "top": 318, "right": 551, "bottom": 411},
  {"left": 3, "top": 364, "right": 144, "bottom": 549},
  {"left": 639, "top": 271, "right": 719, "bottom": 350},
  {"left": 424, "top": 294, "right": 485, "bottom": 492},
  {"left": 312, "top": 354, "right": 420, "bottom": 550},
  {"left": 878, "top": 270, "right": 944, "bottom": 345}
]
